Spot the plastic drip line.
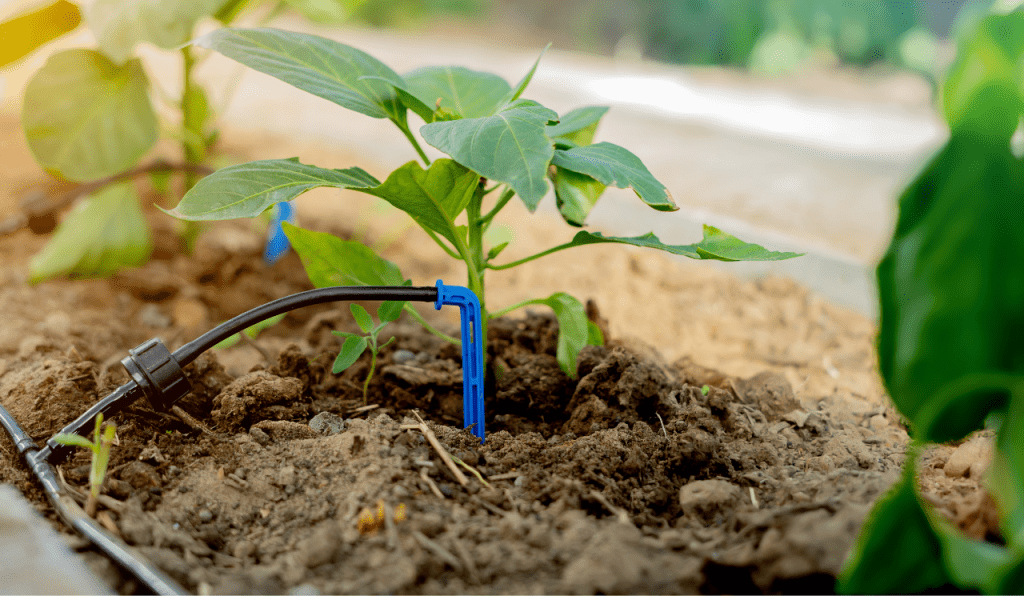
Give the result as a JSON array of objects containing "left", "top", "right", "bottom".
[{"left": 0, "top": 280, "right": 487, "bottom": 594}]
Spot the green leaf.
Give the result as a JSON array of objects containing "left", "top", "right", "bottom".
[
  {"left": 552, "top": 143, "right": 676, "bottom": 212},
  {"left": 837, "top": 462, "right": 951, "bottom": 594},
  {"left": 361, "top": 159, "right": 478, "bottom": 246},
  {"left": 587, "top": 320, "right": 604, "bottom": 346},
  {"left": 195, "top": 28, "right": 405, "bottom": 121},
  {"left": 500, "top": 45, "right": 548, "bottom": 106},
  {"left": 22, "top": 49, "right": 157, "bottom": 182},
  {"left": 282, "top": 0, "right": 364, "bottom": 23},
  {"left": 333, "top": 335, "right": 368, "bottom": 373},
  {"left": 930, "top": 515, "right": 1015, "bottom": 593},
  {"left": 51, "top": 433, "right": 96, "bottom": 451},
  {"left": 913, "top": 373, "right": 1015, "bottom": 444},
  {"left": 403, "top": 66, "right": 511, "bottom": 119},
  {"left": 487, "top": 241, "right": 510, "bottom": 261},
  {"left": 378, "top": 299, "right": 404, "bottom": 323},
  {"left": 29, "top": 183, "right": 152, "bottom": 283},
  {"left": 351, "top": 303, "right": 373, "bottom": 333},
  {"left": 0, "top": 0, "right": 82, "bottom": 68},
  {"left": 331, "top": 330, "right": 361, "bottom": 339},
  {"left": 524, "top": 293, "right": 589, "bottom": 378},
  {"left": 86, "top": 0, "right": 229, "bottom": 64},
  {"left": 282, "top": 222, "right": 407, "bottom": 289},
  {"left": 553, "top": 167, "right": 605, "bottom": 227},
  {"left": 547, "top": 106, "right": 609, "bottom": 145},
  {"left": 990, "top": 382, "right": 1024, "bottom": 549},
  {"left": 421, "top": 101, "right": 556, "bottom": 210},
  {"left": 166, "top": 158, "right": 379, "bottom": 220},
  {"left": 942, "top": 12, "right": 1024, "bottom": 139},
  {"left": 876, "top": 137, "right": 1024, "bottom": 427},
  {"left": 566, "top": 227, "right": 803, "bottom": 262}
]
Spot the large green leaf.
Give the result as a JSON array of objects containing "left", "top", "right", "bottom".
[
  {"left": 876, "top": 137, "right": 1024, "bottom": 427},
  {"left": 547, "top": 106, "right": 609, "bottom": 145},
  {"left": 991, "top": 381, "right": 1024, "bottom": 550},
  {"left": 421, "top": 100, "right": 557, "bottom": 209},
  {"left": 837, "top": 460, "right": 951, "bottom": 594},
  {"left": 195, "top": 28, "right": 405, "bottom": 121},
  {"left": 930, "top": 513, "right": 1015, "bottom": 593},
  {"left": 403, "top": 66, "right": 511, "bottom": 119},
  {"left": 552, "top": 167, "right": 605, "bottom": 227},
  {"left": 0, "top": 0, "right": 82, "bottom": 68},
  {"left": 167, "top": 158, "right": 379, "bottom": 220},
  {"left": 86, "top": 0, "right": 228, "bottom": 64},
  {"left": 282, "top": 222, "right": 407, "bottom": 288},
  {"left": 29, "top": 183, "right": 152, "bottom": 283},
  {"left": 562, "top": 227, "right": 802, "bottom": 262},
  {"left": 552, "top": 143, "right": 676, "bottom": 212},
  {"left": 510, "top": 293, "right": 589, "bottom": 378},
  {"left": 361, "top": 159, "right": 477, "bottom": 246},
  {"left": 942, "top": 12, "right": 1024, "bottom": 139},
  {"left": 22, "top": 49, "right": 157, "bottom": 182}
]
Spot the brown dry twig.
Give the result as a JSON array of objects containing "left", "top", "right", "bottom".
[{"left": 411, "top": 411, "right": 468, "bottom": 486}]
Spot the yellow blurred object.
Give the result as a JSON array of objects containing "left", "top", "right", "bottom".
[{"left": 0, "top": 0, "right": 82, "bottom": 68}]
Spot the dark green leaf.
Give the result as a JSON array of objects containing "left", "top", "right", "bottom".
[
  {"left": 403, "top": 66, "right": 511, "bottom": 119},
  {"left": 991, "top": 381, "right": 1024, "bottom": 550},
  {"left": 87, "top": 0, "right": 229, "bottom": 63},
  {"left": 29, "top": 183, "right": 152, "bottom": 283},
  {"left": 565, "top": 227, "right": 802, "bottom": 262},
  {"left": 282, "top": 222, "right": 407, "bottom": 289},
  {"left": 914, "top": 373, "right": 1014, "bottom": 443},
  {"left": 0, "top": 0, "right": 82, "bottom": 68},
  {"left": 361, "top": 159, "right": 478, "bottom": 246},
  {"left": 930, "top": 515, "right": 1014, "bottom": 593},
  {"left": 553, "top": 167, "right": 605, "bottom": 227},
  {"left": 876, "top": 137, "right": 1024, "bottom": 426},
  {"left": 487, "top": 241, "right": 509, "bottom": 261},
  {"left": 167, "top": 158, "right": 379, "bottom": 220},
  {"left": 333, "top": 335, "right": 368, "bottom": 373},
  {"left": 524, "top": 293, "right": 588, "bottom": 378},
  {"left": 421, "top": 101, "right": 556, "bottom": 209},
  {"left": 378, "top": 299, "right": 404, "bottom": 323},
  {"left": 587, "top": 320, "right": 604, "bottom": 346},
  {"left": 552, "top": 143, "right": 676, "bottom": 212},
  {"left": 547, "top": 106, "right": 609, "bottom": 145},
  {"left": 195, "top": 28, "right": 405, "bottom": 121},
  {"left": 23, "top": 50, "right": 157, "bottom": 182},
  {"left": 837, "top": 463, "right": 951, "bottom": 594},
  {"left": 351, "top": 303, "right": 373, "bottom": 333}
]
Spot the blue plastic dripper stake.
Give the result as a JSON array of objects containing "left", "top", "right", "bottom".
[
  {"left": 264, "top": 201, "right": 296, "bottom": 265},
  {"left": 434, "top": 280, "right": 485, "bottom": 441}
]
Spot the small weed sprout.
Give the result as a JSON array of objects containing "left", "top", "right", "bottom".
[
  {"left": 701, "top": 385, "right": 710, "bottom": 396},
  {"left": 53, "top": 412, "right": 116, "bottom": 517},
  {"left": 332, "top": 302, "right": 401, "bottom": 404}
]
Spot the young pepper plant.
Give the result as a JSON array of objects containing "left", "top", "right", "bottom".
[
  {"left": 839, "top": 10, "right": 1024, "bottom": 595},
  {"left": 52, "top": 413, "right": 116, "bottom": 518},
  {"left": 167, "top": 27, "right": 800, "bottom": 377},
  {"left": 333, "top": 302, "right": 402, "bottom": 404},
  {"left": 0, "top": 0, "right": 248, "bottom": 283}
]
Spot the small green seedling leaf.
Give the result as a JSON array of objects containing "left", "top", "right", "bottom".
[
  {"left": 283, "top": 222, "right": 407, "bottom": 288},
  {"left": 378, "top": 300, "right": 404, "bottom": 323},
  {"left": 701, "top": 385, "right": 709, "bottom": 396},
  {"left": 52, "top": 433, "right": 97, "bottom": 450},
  {"left": 586, "top": 320, "right": 604, "bottom": 346},
  {"left": 196, "top": 28, "right": 406, "bottom": 122},
  {"left": 487, "top": 241, "right": 510, "bottom": 261},
  {"left": 167, "top": 158, "right": 379, "bottom": 220},
  {"left": 87, "top": 0, "right": 229, "bottom": 64},
  {"left": 547, "top": 106, "right": 609, "bottom": 145},
  {"left": 552, "top": 142, "right": 676, "bottom": 212},
  {"left": 351, "top": 303, "right": 373, "bottom": 333},
  {"left": 421, "top": 100, "right": 557, "bottom": 210},
  {"left": 22, "top": 49, "right": 157, "bottom": 182},
  {"left": 518, "top": 292, "right": 589, "bottom": 377},
  {"left": 500, "top": 44, "right": 548, "bottom": 107},
  {"left": 29, "top": 183, "right": 152, "bottom": 284},
  {"left": 565, "top": 227, "right": 803, "bottom": 262},
  {"left": 403, "top": 66, "right": 511, "bottom": 119},
  {"left": 333, "top": 335, "right": 368, "bottom": 373},
  {"left": 552, "top": 167, "right": 606, "bottom": 227},
  {"left": 0, "top": 0, "right": 82, "bottom": 68}
]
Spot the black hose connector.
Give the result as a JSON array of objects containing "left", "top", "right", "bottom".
[{"left": 120, "top": 338, "right": 191, "bottom": 411}]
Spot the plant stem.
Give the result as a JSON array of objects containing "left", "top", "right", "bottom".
[
  {"left": 485, "top": 241, "right": 577, "bottom": 270},
  {"left": 398, "top": 120, "right": 432, "bottom": 167},
  {"left": 181, "top": 46, "right": 204, "bottom": 192},
  {"left": 363, "top": 349, "right": 376, "bottom": 405},
  {"left": 466, "top": 182, "right": 488, "bottom": 346},
  {"left": 480, "top": 187, "right": 516, "bottom": 227},
  {"left": 403, "top": 304, "right": 461, "bottom": 345},
  {"left": 488, "top": 297, "right": 541, "bottom": 319},
  {"left": 423, "top": 227, "right": 461, "bottom": 259}
]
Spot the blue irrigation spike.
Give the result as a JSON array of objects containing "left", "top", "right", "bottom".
[
  {"left": 434, "top": 280, "right": 485, "bottom": 441},
  {"left": 263, "top": 201, "right": 296, "bottom": 265}
]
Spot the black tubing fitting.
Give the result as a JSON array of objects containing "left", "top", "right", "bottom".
[{"left": 120, "top": 338, "right": 191, "bottom": 411}]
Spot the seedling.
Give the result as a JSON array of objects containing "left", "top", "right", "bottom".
[
  {"left": 53, "top": 412, "right": 116, "bottom": 518},
  {"left": 168, "top": 28, "right": 800, "bottom": 379},
  {"left": 333, "top": 302, "right": 401, "bottom": 404}
]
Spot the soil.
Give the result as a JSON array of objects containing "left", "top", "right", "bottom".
[{"left": 0, "top": 110, "right": 999, "bottom": 595}]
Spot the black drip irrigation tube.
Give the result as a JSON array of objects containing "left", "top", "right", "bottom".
[{"left": 0, "top": 282, "right": 484, "bottom": 595}]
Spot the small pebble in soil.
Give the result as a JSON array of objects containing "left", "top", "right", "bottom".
[
  {"left": 250, "top": 427, "right": 271, "bottom": 446},
  {"left": 289, "top": 583, "right": 321, "bottom": 596},
  {"left": 392, "top": 349, "right": 416, "bottom": 364},
  {"left": 137, "top": 303, "right": 172, "bottom": 328},
  {"left": 514, "top": 476, "right": 526, "bottom": 487},
  {"left": 198, "top": 509, "right": 213, "bottom": 523},
  {"left": 309, "top": 412, "right": 345, "bottom": 436},
  {"left": 167, "top": 465, "right": 180, "bottom": 476}
]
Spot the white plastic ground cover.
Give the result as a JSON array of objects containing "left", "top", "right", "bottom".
[{"left": 0, "top": 483, "right": 108, "bottom": 594}]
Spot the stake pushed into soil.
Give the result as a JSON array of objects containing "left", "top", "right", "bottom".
[{"left": 42, "top": 280, "right": 486, "bottom": 464}]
